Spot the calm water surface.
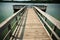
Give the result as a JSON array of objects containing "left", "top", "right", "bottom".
[{"left": 0, "top": 3, "right": 60, "bottom": 23}]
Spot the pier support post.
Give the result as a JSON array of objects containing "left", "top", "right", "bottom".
[{"left": 8, "top": 24, "right": 12, "bottom": 38}]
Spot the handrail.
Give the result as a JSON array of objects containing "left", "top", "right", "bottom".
[
  {"left": 36, "top": 12, "right": 60, "bottom": 40},
  {"left": 0, "top": 6, "right": 26, "bottom": 40},
  {"left": 0, "top": 6, "right": 26, "bottom": 33},
  {"left": 33, "top": 6, "right": 60, "bottom": 40},
  {"left": 33, "top": 6, "right": 60, "bottom": 30}
]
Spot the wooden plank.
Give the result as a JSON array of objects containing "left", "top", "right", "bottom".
[
  {"left": 0, "top": 6, "right": 26, "bottom": 34},
  {"left": 38, "top": 13, "right": 60, "bottom": 40},
  {"left": 34, "top": 6, "right": 60, "bottom": 30},
  {"left": 10, "top": 8, "right": 51, "bottom": 40},
  {"left": 10, "top": 8, "right": 27, "bottom": 40},
  {"left": 17, "top": 9, "right": 27, "bottom": 38},
  {"left": 10, "top": 12, "right": 26, "bottom": 40},
  {"left": 22, "top": 8, "right": 51, "bottom": 40}
]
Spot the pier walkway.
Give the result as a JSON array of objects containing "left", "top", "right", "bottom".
[
  {"left": 0, "top": 6, "right": 60, "bottom": 40},
  {"left": 22, "top": 8, "right": 51, "bottom": 40}
]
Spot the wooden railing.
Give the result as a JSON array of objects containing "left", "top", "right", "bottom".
[
  {"left": 33, "top": 6, "right": 60, "bottom": 40},
  {"left": 0, "top": 6, "right": 26, "bottom": 40}
]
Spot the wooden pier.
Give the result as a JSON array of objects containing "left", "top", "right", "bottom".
[
  {"left": 13, "top": 8, "right": 51, "bottom": 40},
  {"left": 22, "top": 8, "right": 51, "bottom": 40},
  {"left": 0, "top": 6, "right": 60, "bottom": 40}
]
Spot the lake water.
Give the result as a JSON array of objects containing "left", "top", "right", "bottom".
[
  {"left": 46, "top": 4, "right": 60, "bottom": 21},
  {"left": 0, "top": 3, "right": 60, "bottom": 40},
  {"left": 0, "top": 3, "right": 60, "bottom": 23}
]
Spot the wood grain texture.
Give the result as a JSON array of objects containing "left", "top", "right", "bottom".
[{"left": 22, "top": 8, "right": 51, "bottom": 40}]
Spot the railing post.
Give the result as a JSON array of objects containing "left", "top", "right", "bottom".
[
  {"left": 16, "top": 16, "right": 18, "bottom": 32},
  {"left": 51, "top": 26, "right": 56, "bottom": 37},
  {"left": 44, "top": 16, "right": 46, "bottom": 26},
  {"left": 44, "top": 17, "right": 47, "bottom": 21},
  {"left": 16, "top": 16, "right": 18, "bottom": 26},
  {"left": 34, "top": 6, "right": 60, "bottom": 40},
  {"left": 16, "top": 15, "right": 20, "bottom": 28},
  {"left": 8, "top": 24, "right": 12, "bottom": 38},
  {"left": 19, "top": 13, "right": 21, "bottom": 20}
]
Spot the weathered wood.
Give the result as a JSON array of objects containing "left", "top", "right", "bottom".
[
  {"left": 0, "top": 6, "right": 26, "bottom": 33},
  {"left": 22, "top": 8, "right": 51, "bottom": 40},
  {"left": 10, "top": 8, "right": 51, "bottom": 40},
  {"left": 37, "top": 12, "right": 60, "bottom": 40},
  {"left": 0, "top": 6, "right": 26, "bottom": 40},
  {"left": 34, "top": 6, "right": 60, "bottom": 40},
  {"left": 51, "top": 26, "right": 56, "bottom": 37},
  {"left": 3, "top": 30, "right": 11, "bottom": 40},
  {"left": 34, "top": 6, "right": 60, "bottom": 30},
  {"left": 10, "top": 8, "right": 27, "bottom": 40}
]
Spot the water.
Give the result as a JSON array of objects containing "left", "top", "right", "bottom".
[
  {"left": 0, "top": 3, "right": 60, "bottom": 40},
  {"left": 46, "top": 4, "right": 60, "bottom": 21},
  {"left": 0, "top": 3, "right": 60, "bottom": 23},
  {"left": 0, "top": 3, "right": 14, "bottom": 23}
]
